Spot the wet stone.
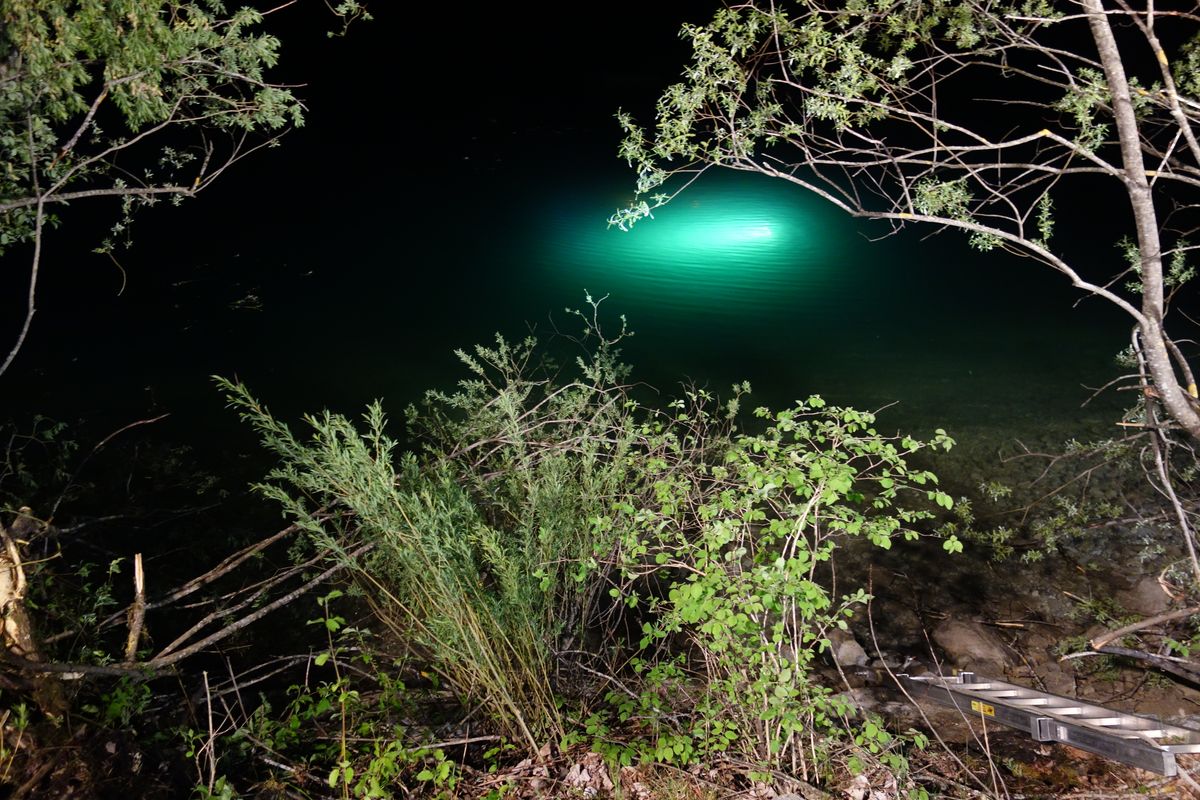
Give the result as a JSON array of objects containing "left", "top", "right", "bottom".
[{"left": 931, "top": 619, "right": 1010, "bottom": 676}]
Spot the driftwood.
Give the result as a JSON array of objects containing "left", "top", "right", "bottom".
[
  {"left": 1089, "top": 605, "right": 1200, "bottom": 651},
  {"left": 1, "top": 507, "right": 366, "bottom": 683},
  {"left": 1092, "top": 645, "right": 1200, "bottom": 686},
  {"left": 1055, "top": 606, "right": 1200, "bottom": 688},
  {"left": 0, "top": 508, "right": 67, "bottom": 714}
]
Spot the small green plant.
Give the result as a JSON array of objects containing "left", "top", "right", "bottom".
[
  {"left": 979, "top": 480, "right": 1013, "bottom": 503},
  {"left": 1055, "top": 593, "right": 1140, "bottom": 680},
  {"left": 95, "top": 677, "right": 153, "bottom": 728},
  {"left": 481, "top": 741, "right": 516, "bottom": 773},
  {"left": 350, "top": 738, "right": 410, "bottom": 799},
  {"left": 177, "top": 590, "right": 428, "bottom": 799},
  {"left": 191, "top": 776, "right": 239, "bottom": 800},
  {"left": 311, "top": 590, "right": 358, "bottom": 799},
  {"left": 934, "top": 430, "right": 1179, "bottom": 568},
  {"left": 414, "top": 748, "right": 459, "bottom": 794},
  {"left": 23, "top": 555, "right": 126, "bottom": 670},
  {"left": 0, "top": 703, "right": 30, "bottom": 785}
]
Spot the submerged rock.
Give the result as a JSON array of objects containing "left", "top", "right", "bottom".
[
  {"left": 1115, "top": 575, "right": 1172, "bottom": 617},
  {"left": 931, "top": 619, "right": 1009, "bottom": 676},
  {"left": 827, "top": 628, "right": 869, "bottom": 667}
]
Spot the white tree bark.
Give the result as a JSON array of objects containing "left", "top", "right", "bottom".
[{"left": 1085, "top": 0, "right": 1200, "bottom": 440}]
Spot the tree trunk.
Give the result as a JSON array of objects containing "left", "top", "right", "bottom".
[
  {"left": 1085, "top": 0, "right": 1200, "bottom": 440},
  {"left": 1, "top": 510, "right": 67, "bottom": 717}
]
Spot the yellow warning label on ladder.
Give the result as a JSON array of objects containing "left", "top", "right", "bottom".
[{"left": 971, "top": 700, "right": 995, "bottom": 717}]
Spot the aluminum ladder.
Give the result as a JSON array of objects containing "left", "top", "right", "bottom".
[{"left": 899, "top": 672, "right": 1200, "bottom": 776}]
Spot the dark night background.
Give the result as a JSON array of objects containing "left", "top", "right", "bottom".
[
  {"left": 7, "top": 9, "right": 1200, "bottom": 797},
  {"left": 4, "top": 1, "right": 1140, "bottom": 472}
]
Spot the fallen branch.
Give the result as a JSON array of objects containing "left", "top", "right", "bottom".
[
  {"left": 2, "top": 525, "right": 367, "bottom": 681},
  {"left": 1095, "top": 645, "right": 1200, "bottom": 686},
  {"left": 1089, "top": 604, "right": 1200, "bottom": 650},
  {"left": 106, "top": 514, "right": 327, "bottom": 625},
  {"left": 1061, "top": 645, "right": 1200, "bottom": 687},
  {"left": 146, "top": 542, "right": 370, "bottom": 670}
]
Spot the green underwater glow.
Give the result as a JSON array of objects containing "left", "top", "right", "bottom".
[
  {"left": 536, "top": 174, "right": 851, "bottom": 322},
  {"left": 603, "top": 191, "right": 796, "bottom": 267},
  {"left": 632, "top": 212, "right": 783, "bottom": 252}
]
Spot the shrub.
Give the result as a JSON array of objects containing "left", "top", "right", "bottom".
[
  {"left": 597, "top": 391, "right": 954, "bottom": 780},
  {"left": 217, "top": 299, "right": 648, "bottom": 751},
  {"left": 221, "top": 299, "right": 955, "bottom": 790}
]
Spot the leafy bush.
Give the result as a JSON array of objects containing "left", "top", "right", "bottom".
[
  {"left": 220, "top": 299, "right": 955, "bottom": 791},
  {"left": 592, "top": 390, "right": 954, "bottom": 779}
]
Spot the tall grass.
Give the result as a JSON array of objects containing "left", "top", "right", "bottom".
[{"left": 216, "top": 316, "right": 647, "bottom": 749}]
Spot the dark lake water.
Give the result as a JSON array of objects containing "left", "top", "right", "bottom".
[
  {"left": 9, "top": 149, "right": 1132, "bottom": 480},
  {"left": 0, "top": 3, "right": 1143, "bottom": 488}
]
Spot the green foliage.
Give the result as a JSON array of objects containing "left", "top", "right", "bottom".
[
  {"left": 1035, "top": 193, "right": 1055, "bottom": 247},
  {"left": 0, "top": 703, "right": 29, "bottom": 785},
  {"left": 93, "top": 677, "right": 153, "bottom": 727},
  {"left": 23, "top": 555, "right": 126, "bottom": 666},
  {"left": 414, "top": 748, "right": 458, "bottom": 793},
  {"left": 604, "top": 0, "right": 1200, "bottom": 370},
  {"left": 0, "top": 0, "right": 368, "bottom": 382},
  {"left": 595, "top": 392, "right": 952, "bottom": 775},
  {"left": 1054, "top": 594, "right": 1139, "bottom": 682},
  {"left": 1053, "top": 67, "right": 1111, "bottom": 152},
  {"left": 181, "top": 592, "right": 424, "bottom": 800},
  {"left": 934, "top": 433, "right": 1177, "bottom": 566},
  {"left": 914, "top": 178, "right": 972, "bottom": 220},
  {"left": 190, "top": 776, "right": 238, "bottom": 800},
  {"left": 1167, "top": 240, "right": 1195, "bottom": 289},
  {"left": 218, "top": 297, "right": 649, "bottom": 750},
  {"left": 609, "top": 1, "right": 1054, "bottom": 232},
  {"left": 0, "top": 416, "right": 77, "bottom": 511},
  {"left": 222, "top": 300, "right": 955, "bottom": 791},
  {"left": 0, "top": 0, "right": 313, "bottom": 254}
]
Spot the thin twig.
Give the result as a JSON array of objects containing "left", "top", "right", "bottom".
[
  {"left": 48, "top": 413, "right": 170, "bottom": 522},
  {"left": 203, "top": 670, "right": 216, "bottom": 794}
]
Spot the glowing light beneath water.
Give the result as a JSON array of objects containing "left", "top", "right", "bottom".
[
  {"left": 535, "top": 174, "right": 847, "bottom": 322},
  {"left": 620, "top": 208, "right": 790, "bottom": 266},
  {"left": 680, "top": 219, "right": 776, "bottom": 246}
]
